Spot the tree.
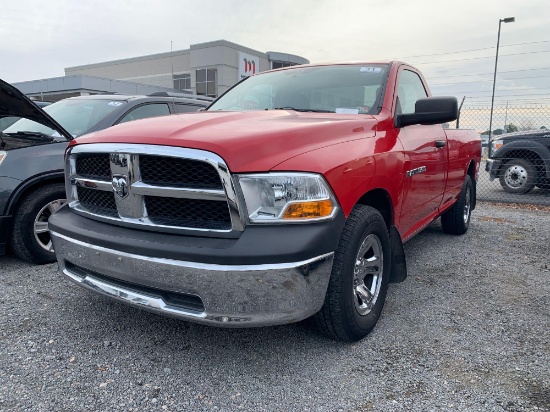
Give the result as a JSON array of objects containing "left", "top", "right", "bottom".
[
  {"left": 505, "top": 123, "right": 518, "bottom": 133},
  {"left": 541, "top": 126, "right": 547, "bottom": 130}
]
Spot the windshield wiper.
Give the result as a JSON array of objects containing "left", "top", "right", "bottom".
[
  {"left": 273, "top": 107, "right": 334, "bottom": 113},
  {"left": 4, "top": 131, "right": 55, "bottom": 142}
]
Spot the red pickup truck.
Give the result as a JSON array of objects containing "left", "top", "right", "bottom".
[{"left": 45, "top": 62, "right": 480, "bottom": 341}]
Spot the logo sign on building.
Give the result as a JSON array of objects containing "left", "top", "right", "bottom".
[{"left": 238, "top": 52, "right": 260, "bottom": 80}]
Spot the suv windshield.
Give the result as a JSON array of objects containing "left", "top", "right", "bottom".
[
  {"left": 3, "top": 98, "right": 127, "bottom": 137},
  {"left": 208, "top": 64, "right": 388, "bottom": 114}
]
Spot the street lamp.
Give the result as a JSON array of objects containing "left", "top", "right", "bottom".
[{"left": 488, "top": 17, "right": 515, "bottom": 158}]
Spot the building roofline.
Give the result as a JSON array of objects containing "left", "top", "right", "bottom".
[
  {"left": 12, "top": 74, "right": 180, "bottom": 95},
  {"left": 63, "top": 40, "right": 310, "bottom": 74},
  {"left": 189, "top": 39, "right": 268, "bottom": 58},
  {"left": 65, "top": 48, "right": 191, "bottom": 72}
]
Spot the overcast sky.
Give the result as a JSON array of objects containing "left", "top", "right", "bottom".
[{"left": 1, "top": 0, "right": 549, "bottom": 107}]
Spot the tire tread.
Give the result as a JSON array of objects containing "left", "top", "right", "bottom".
[
  {"left": 314, "top": 205, "right": 389, "bottom": 341},
  {"left": 441, "top": 175, "right": 472, "bottom": 235},
  {"left": 10, "top": 183, "right": 65, "bottom": 264}
]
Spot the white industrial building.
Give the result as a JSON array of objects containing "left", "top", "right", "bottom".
[{"left": 14, "top": 40, "right": 309, "bottom": 101}]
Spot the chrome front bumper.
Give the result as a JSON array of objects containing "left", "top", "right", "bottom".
[{"left": 51, "top": 231, "right": 334, "bottom": 327}]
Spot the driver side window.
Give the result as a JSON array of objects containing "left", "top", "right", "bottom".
[{"left": 396, "top": 70, "right": 428, "bottom": 114}]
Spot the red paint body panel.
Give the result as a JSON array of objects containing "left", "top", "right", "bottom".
[
  {"left": 73, "top": 111, "right": 377, "bottom": 173},
  {"left": 71, "top": 62, "right": 481, "bottom": 241}
]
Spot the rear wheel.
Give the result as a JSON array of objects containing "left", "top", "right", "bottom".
[
  {"left": 499, "top": 158, "right": 536, "bottom": 194},
  {"left": 441, "top": 175, "right": 473, "bottom": 235},
  {"left": 314, "top": 205, "right": 391, "bottom": 342},
  {"left": 11, "top": 184, "right": 66, "bottom": 264}
]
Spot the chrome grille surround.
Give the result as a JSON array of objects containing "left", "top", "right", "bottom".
[{"left": 65, "top": 144, "right": 244, "bottom": 236}]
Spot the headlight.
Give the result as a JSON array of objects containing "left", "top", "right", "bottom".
[
  {"left": 0, "top": 151, "right": 6, "bottom": 166},
  {"left": 236, "top": 173, "right": 337, "bottom": 223}
]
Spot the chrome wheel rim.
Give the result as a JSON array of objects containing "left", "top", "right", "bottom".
[
  {"left": 504, "top": 165, "right": 528, "bottom": 189},
  {"left": 34, "top": 199, "right": 66, "bottom": 252},
  {"left": 463, "top": 186, "right": 471, "bottom": 223},
  {"left": 353, "top": 234, "right": 383, "bottom": 316}
]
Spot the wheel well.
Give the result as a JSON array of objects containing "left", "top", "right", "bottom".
[
  {"left": 467, "top": 160, "right": 477, "bottom": 210},
  {"left": 7, "top": 176, "right": 65, "bottom": 216},
  {"left": 499, "top": 149, "right": 545, "bottom": 172},
  {"left": 467, "top": 160, "right": 476, "bottom": 180},
  {"left": 355, "top": 189, "right": 393, "bottom": 228}
]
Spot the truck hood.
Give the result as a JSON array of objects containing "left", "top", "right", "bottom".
[
  {"left": 491, "top": 130, "right": 550, "bottom": 142},
  {"left": 74, "top": 110, "right": 378, "bottom": 172},
  {"left": 0, "top": 78, "right": 72, "bottom": 141}
]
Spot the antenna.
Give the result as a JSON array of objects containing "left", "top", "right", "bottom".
[{"left": 170, "top": 41, "right": 174, "bottom": 85}]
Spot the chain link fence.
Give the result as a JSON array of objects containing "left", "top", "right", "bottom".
[{"left": 448, "top": 104, "right": 550, "bottom": 206}]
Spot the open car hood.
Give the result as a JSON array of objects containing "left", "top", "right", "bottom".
[{"left": 0, "top": 78, "right": 73, "bottom": 140}]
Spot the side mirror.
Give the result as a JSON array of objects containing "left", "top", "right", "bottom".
[{"left": 396, "top": 96, "right": 458, "bottom": 128}]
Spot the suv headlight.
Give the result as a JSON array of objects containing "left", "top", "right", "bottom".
[
  {"left": 236, "top": 173, "right": 338, "bottom": 223},
  {"left": 0, "top": 151, "right": 6, "bottom": 166}
]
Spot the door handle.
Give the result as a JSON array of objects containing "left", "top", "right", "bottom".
[{"left": 435, "top": 140, "right": 447, "bottom": 148}]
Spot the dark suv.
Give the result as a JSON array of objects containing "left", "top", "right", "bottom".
[
  {"left": 0, "top": 80, "right": 210, "bottom": 263},
  {"left": 486, "top": 129, "right": 550, "bottom": 194}
]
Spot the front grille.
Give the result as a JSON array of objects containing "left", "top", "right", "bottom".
[
  {"left": 145, "top": 196, "right": 231, "bottom": 229},
  {"left": 140, "top": 156, "right": 222, "bottom": 189},
  {"left": 70, "top": 146, "right": 235, "bottom": 232},
  {"left": 77, "top": 187, "right": 117, "bottom": 213},
  {"left": 76, "top": 154, "right": 111, "bottom": 181}
]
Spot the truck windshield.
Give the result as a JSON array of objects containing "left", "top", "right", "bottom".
[
  {"left": 208, "top": 64, "right": 388, "bottom": 114},
  {"left": 3, "top": 98, "right": 127, "bottom": 138}
]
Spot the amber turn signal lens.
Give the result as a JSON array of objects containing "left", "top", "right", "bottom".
[{"left": 282, "top": 200, "right": 333, "bottom": 219}]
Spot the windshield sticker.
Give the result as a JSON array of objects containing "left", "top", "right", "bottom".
[
  {"left": 360, "top": 67, "right": 382, "bottom": 73},
  {"left": 336, "top": 108, "right": 359, "bottom": 114},
  {"left": 108, "top": 101, "right": 124, "bottom": 107}
]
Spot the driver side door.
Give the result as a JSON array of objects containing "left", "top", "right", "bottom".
[{"left": 396, "top": 69, "right": 448, "bottom": 238}]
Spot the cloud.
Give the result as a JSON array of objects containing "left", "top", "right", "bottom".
[{"left": 1, "top": 0, "right": 548, "bottom": 105}]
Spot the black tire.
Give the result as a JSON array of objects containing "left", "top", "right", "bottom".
[
  {"left": 10, "top": 183, "right": 66, "bottom": 264},
  {"left": 498, "top": 158, "right": 536, "bottom": 194},
  {"left": 314, "top": 205, "right": 391, "bottom": 342},
  {"left": 536, "top": 177, "right": 550, "bottom": 190},
  {"left": 441, "top": 175, "right": 473, "bottom": 235}
]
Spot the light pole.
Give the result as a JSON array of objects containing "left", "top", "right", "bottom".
[{"left": 488, "top": 17, "right": 515, "bottom": 158}]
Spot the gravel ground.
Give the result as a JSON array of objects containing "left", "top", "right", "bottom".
[{"left": 1, "top": 203, "right": 549, "bottom": 411}]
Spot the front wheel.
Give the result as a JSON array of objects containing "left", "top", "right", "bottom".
[
  {"left": 314, "top": 205, "right": 391, "bottom": 342},
  {"left": 499, "top": 158, "right": 536, "bottom": 194},
  {"left": 11, "top": 183, "right": 66, "bottom": 264}
]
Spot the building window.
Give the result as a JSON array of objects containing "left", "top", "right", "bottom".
[
  {"left": 271, "top": 61, "right": 296, "bottom": 70},
  {"left": 196, "top": 68, "right": 217, "bottom": 97},
  {"left": 173, "top": 73, "right": 191, "bottom": 91}
]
